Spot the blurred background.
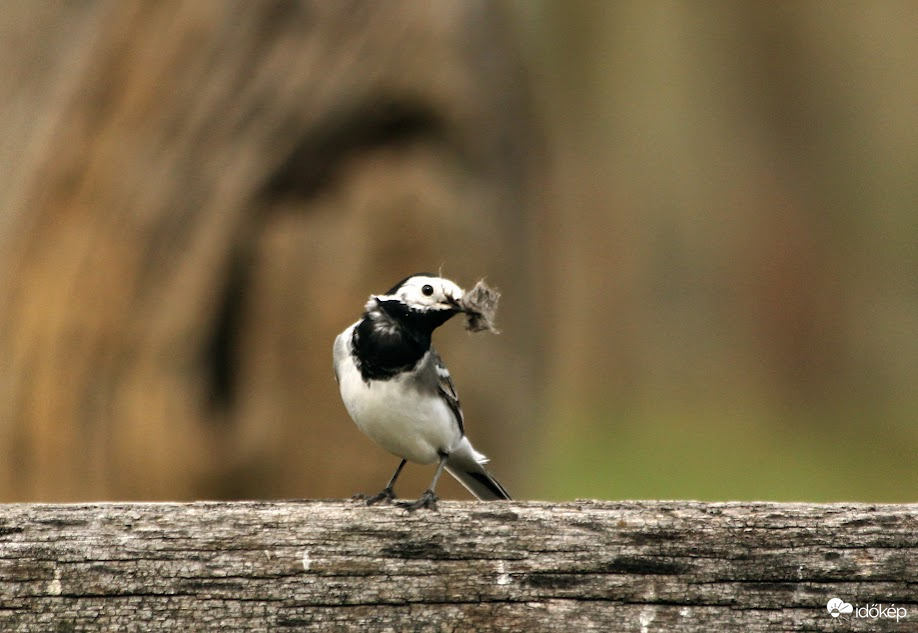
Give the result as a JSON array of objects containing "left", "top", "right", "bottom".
[{"left": 0, "top": 1, "right": 914, "bottom": 504}]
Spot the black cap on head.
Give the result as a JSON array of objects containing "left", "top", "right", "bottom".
[{"left": 383, "top": 273, "right": 437, "bottom": 295}]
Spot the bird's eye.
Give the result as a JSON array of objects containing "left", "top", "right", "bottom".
[{"left": 421, "top": 284, "right": 434, "bottom": 296}]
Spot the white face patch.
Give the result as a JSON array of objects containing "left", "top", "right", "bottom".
[{"left": 373, "top": 276, "right": 465, "bottom": 312}]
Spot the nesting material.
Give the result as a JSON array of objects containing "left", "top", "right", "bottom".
[{"left": 459, "top": 280, "right": 501, "bottom": 333}]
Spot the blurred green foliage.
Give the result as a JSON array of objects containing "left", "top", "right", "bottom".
[
  {"left": 512, "top": 1, "right": 917, "bottom": 502},
  {"left": 536, "top": 403, "right": 916, "bottom": 502}
]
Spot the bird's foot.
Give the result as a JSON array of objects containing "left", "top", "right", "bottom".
[
  {"left": 398, "top": 489, "right": 439, "bottom": 513},
  {"left": 360, "top": 487, "right": 396, "bottom": 506}
]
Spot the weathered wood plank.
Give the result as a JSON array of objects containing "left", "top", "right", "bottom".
[{"left": 0, "top": 501, "right": 914, "bottom": 631}]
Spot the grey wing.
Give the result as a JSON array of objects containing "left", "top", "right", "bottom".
[{"left": 430, "top": 349, "right": 464, "bottom": 436}]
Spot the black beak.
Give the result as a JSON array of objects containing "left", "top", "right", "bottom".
[{"left": 444, "top": 294, "right": 463, "bottom": 312}]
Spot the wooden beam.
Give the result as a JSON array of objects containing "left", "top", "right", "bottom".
[{"left": 1, "top": 501, "right": 915, "bottom": 631}]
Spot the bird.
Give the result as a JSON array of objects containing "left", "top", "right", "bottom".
[{"left": 333, "top": 273, "right": 510, "bottom": 511}]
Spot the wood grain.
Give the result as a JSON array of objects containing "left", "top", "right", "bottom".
[{"left": 1, "top": 501, "right": 914, "bottom": 631}]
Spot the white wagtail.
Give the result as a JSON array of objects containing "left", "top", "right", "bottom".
[{"left": 333, "top": 273, "right": 510, "bottom": 511}]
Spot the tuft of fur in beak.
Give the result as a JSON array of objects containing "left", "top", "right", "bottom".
[{"left": 459, "top": 280, "right": 500, "bottom": 333}]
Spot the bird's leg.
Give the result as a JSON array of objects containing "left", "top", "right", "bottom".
[
  {"left": 399, "top": 453, "right": 447, "bottom": 512},
  {"left": 360, "top": 459, "right": 406, "bottom": 505}
]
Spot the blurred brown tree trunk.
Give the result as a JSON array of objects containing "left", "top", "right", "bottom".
[{"left": 0, "top": 1, "right": 540, "bottom": 501}]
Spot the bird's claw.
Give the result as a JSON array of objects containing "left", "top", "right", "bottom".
[
  {"left": 398, "top": 489, "right": 439, "bottom": 512},
  {"left": 362, "top": 487, "right": 397, "bottom": 506}
]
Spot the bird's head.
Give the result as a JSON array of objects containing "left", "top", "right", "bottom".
[{"left": 369, "top": 273, "right": 465, "bottom": 315}]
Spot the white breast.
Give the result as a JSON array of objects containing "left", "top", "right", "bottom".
[{"left": 333, "top": 327, "right": 462, "bottom": 464}]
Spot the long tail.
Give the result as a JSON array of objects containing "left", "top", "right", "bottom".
[{"left": 445, "top": 438, "right": 511, "bottom": 500}]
